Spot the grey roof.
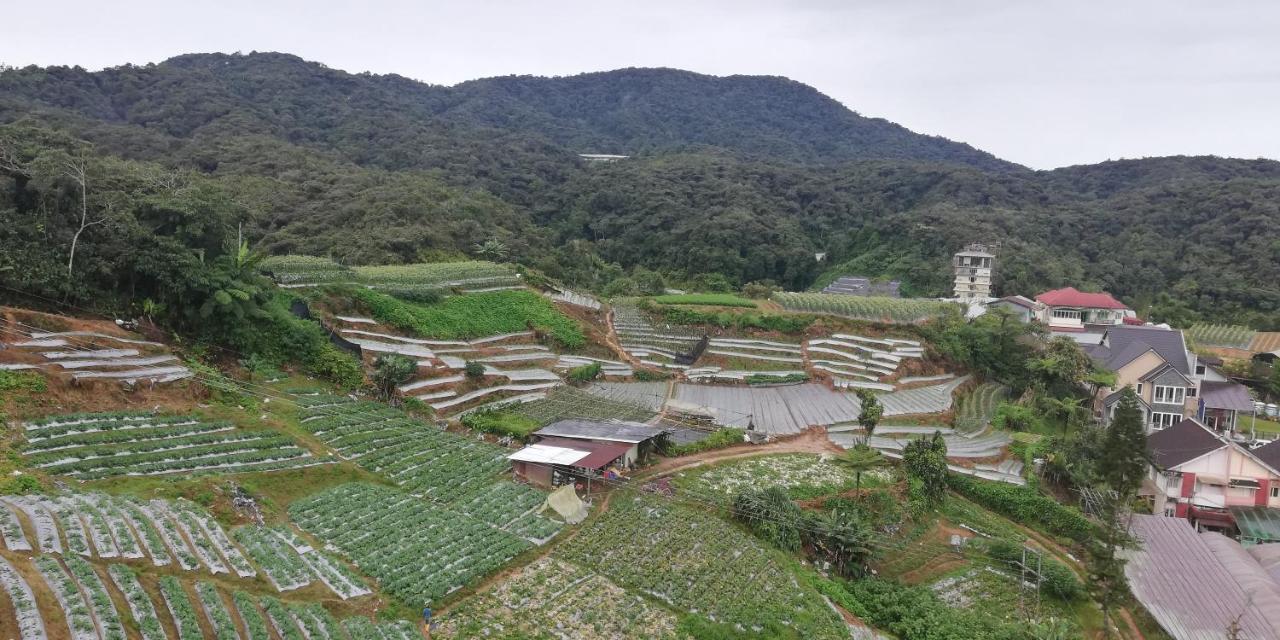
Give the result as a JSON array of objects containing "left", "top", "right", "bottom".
[
  {"left": 1255, "top": 440, "right": 1280, "bottom": 474},
  {"left": 1125, "top": 514, "right": 1280, "bottom": 639},
  {"left": 1089, "top": 325, "right": 1191, "bottom": 374},
  {"left": 1199, "top": 381, "right": 1254, "bottom": 412},
  {"left": 535, "top": 419, "right": 667, "bottom": 444},
  {"left": 1139, "top": 362, "right": 1192, "bottom": 385},
  {"left": 993, "top": 295, "right": 1037, "bottom": 310},
  {"left": 1146, "top": 418, "right": 1226, "bottom": 469}
]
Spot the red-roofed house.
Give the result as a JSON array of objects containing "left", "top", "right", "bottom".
[{"left": 1034, "top": 287, "right": 1135, "bottom": 330}]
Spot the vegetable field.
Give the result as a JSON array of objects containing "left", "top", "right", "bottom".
[
  {"left": 954, "top": 382, "right": 1009, "bottom": 433},
  {"left": 297, "top": 397, "right": 562, "bottom": 536},
  {"left": 21, "top": 412, "right": 328, "bottom": 479},
  {"left": 436, "top": 557, "right": 681, "bottom": 639},
  {"left": 352, "top": 288, "right": 585, "bottom": 347},
  {"left": 260, "top": 255, "right": 355, "bottom": 285},
  {"left": 676, "top": 453, "right": 858, "bottom": 500},
  {"left": 772, "top": 292, "right": 960, "bottom": 323},
  {"left": 1187, "top": 323, "right": 1256, "bottom": 349},
  {"left": 651, "top": 293, "right": 757, "bottom": 307},
  {"left": 261, "top": 255, "right": 520, "bottom": 293},
  {"left": 557, "top": 493, "right": 849, "bottom": 638},
  {"left": 290, "top": 483, "right": 533, "bottom": 606}
]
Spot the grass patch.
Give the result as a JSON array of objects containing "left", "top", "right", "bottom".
[
  {"left": 460, "top": 410, "right": 542, "bottom": 439},
  {"left": 651, "top": 293, "right": 757, "bottom": 308},
  {"left": 667, "top": 428, "right": 743, "bottom": 456},
  {"left": 1241, "top": 414, "right": 1280, "bottom": 436},
  {"left": 351, "top": 288, "right": 585, "bottom": 348}
]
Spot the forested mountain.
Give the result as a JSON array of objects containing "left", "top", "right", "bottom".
[{"left": 1, "top": 52, "right": 1278, "bottom": 328}]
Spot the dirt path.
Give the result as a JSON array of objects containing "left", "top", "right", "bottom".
[{"left": 639, "top": 428, "right": 844, "bottom": 479}]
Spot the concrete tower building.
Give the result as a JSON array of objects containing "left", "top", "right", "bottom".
[{"left": 953, "top": 243, "right": 995, "bottom": 300}]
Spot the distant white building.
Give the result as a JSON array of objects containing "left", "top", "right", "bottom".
[
  {"left": 578, "top": 154, "right": 629, "bottom": 162},
  {"left": 953, "top": 244, "right": 995, "bottom": 300}
]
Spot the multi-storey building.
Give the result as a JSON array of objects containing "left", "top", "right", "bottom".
[{"left": 952, "top": 244, "right": 995, "bottom": 300}]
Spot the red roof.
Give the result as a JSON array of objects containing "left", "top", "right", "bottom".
[{"left": 1035, "top": 287, "right": 1129, "bottom": 310}]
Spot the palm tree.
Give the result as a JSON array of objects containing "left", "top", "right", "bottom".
[
  {"left": 1038, "top": 395, "right": 1088, "bottom": 435},
  {"left": 472, "top": 239, "right": 509, "bottom": 262},
  {"left": 834, "top": 444, "right": 885, "bottom": 493}
]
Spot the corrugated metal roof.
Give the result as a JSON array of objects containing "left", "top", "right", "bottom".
[
  {"left": 507, "top": 444, "right": 590, "bottom": 465},
  {"left": 535, "top": 419, "right": 666, "bottom": 443},
  {"left": 1125, "top": 514, "right": 1280, "bottom": 639},
  {"left": 1199, "top": 381, "right": 1255, "bottom": 411}
]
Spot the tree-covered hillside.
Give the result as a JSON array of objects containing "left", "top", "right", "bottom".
[{"left": 1, "top": 52, "right": 1279, "bottom": 328}]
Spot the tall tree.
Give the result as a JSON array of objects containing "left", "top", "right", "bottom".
[
  {"left": 903, "top": 431, "right": 949, "bottom": 506},
  {"left": 855, "top": 389, "right": 883, "bottom": 445},
  {"left": 1091, "top": 386, "right": 1148, "bottom": 638},
  {"left": 1098, "top": 388, "right": 1148, "bottom": 496}
]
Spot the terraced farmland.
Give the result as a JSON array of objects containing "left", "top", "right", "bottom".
[
  {"left": 773, "top": 291, "right": 960, "bottom": 323},
  {"left": 296, "top": 397, "right": 563, "bottom": 535},
  {"left": 21, "top": 412, "right": 329, "bottom": 478},
  {"left": 954, "top": 382, "right": 1010, "bottom": 433},
  {"left": 290, "top": 483, "right": 534, "bottom": 606},
  {"left": 0, "top": 325, "right": 193, "bottom": 386},
  {"left": 558, "top": 493, "right": 849, "bottom": 639},
  {"left": 262, "top": 254, "right": 520, "bottom": 293},
  {"left": 612, "top": 304, "right": 701, "bottom": 369},
  {"left": 1187, "top": 323, "right": 1256, "bottom": 349}
]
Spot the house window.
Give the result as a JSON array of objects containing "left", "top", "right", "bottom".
[
  {"left": 1187, "top": 387, "right": 1196, "bottom": 397},
  {"left": 1164, "top": 506, "right": 1176, "bottom": 517},
  {"left": 1195, "top": 364, "right": 1206, "bottom": 376},
  {"left": 1136, "top": 383, "right": 1143, "bottom": 395},
  {"left": 1154, "top": 385, "right": 1185, "bottom": 405},
  {"left": 1151, "top": 412, "right": 1182, "bottom": 429},
  {"left": 1052, "top": 309, "right": 1080, "bottom": 320},
  {"left": 1272, "top": 486, "right": 1279, "bottom": 499}
]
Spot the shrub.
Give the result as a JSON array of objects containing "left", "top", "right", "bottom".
[
  {"left": 815, "top": 577, "right": 1030, "bottom": 640},
  {"left": 464, "top": 360, "right": 486, "bottom": 380},
  {"left": 991, "top": 402, "right": 1041, "bottom": 432},
  {"left": 308, "top": 345, "right": 365, "bottom": 389},
  {"left": 0, "top": 370, "right": 46, "bottom": 393},
  {"left": 744, "top": 373, "right": 808, "bottom": 385},
  {"left": 372, "top": 354, "right": 417, "bottom": 399},
  {"left": 666, "top": 428, "right": 743, "bottom": 456},
  {"left": 983, "top": 539, "right": 1082, "bottom": 600},
  {"left": 567, "top": 362, "right": 602, "bottom": 383},
  {"left": 633, "top": 369, "right": 672, "bottom": 382},
  {"left": 949, "top": 474, "right": 1095, "bottom": 543}
]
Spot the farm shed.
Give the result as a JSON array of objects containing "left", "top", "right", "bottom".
[
  {"left": 532, "top": 419, "right": 670, "bottom": 467},
  {"left": 508, "top": 437, "right": 633, "bottom": 491},
  {"left": 1124, "top": 514, "right": 1280, "bottom": 639}
]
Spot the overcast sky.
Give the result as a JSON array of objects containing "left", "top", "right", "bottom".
[{"left": 4, "top": 1, "right": 1278, "bottom": 169}]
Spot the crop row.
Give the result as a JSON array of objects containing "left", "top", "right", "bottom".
[
  {"left": 290, "top": 483, "right": 531, "bottom": 606},
  {"left": 25, "top": 419, "right": 233, "bottom": 453},
  {"left": 107, "top": 565, "right": 166, "bottom": 640},
  {"left": 300, "top": 400, "right": 510, "bottom": 502},
  {"left": 773, "top": 292, "right": 960, "bottom": 323},
  {"left": 24, "top": 413, "right": 197, "bottom": 441},
  {"left": 1188, "top": 322, "right": 1256, "bottom": 349},
  {"left": 0, "top": 555, "right": 44, "bottom": 640}
]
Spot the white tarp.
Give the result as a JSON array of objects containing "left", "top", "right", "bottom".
[{"left": 541, "top": 485, "right": 588, "bottom": 525}]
